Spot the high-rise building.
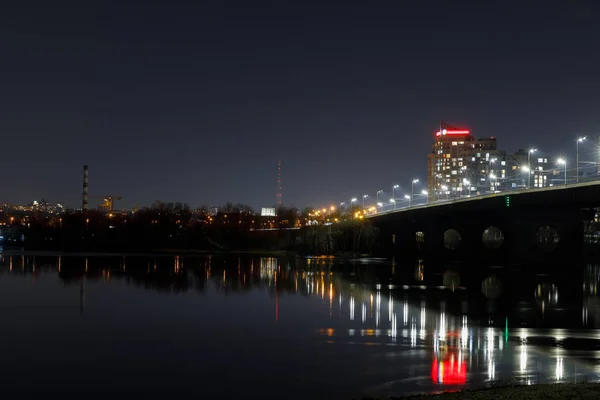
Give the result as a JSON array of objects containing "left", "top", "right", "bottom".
[{"left": 427, "top": 123, "right": 503, "bottom": 200}]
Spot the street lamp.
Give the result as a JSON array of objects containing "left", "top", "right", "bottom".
[
  {"left": 521, "top": 166, "right": 530, "bottom": 189},
  {"left": 411, "top": 179, "right": 419, "bottom": 200},
  {"left": 362, "top": 194, "right": 368, "bottom": 208},
  {"left": 377, "top": 202, "right": 383, "bottom": 212},
  {"left": 489, "top": 174, "right": 497, "bottom": 192},
  {"left": 376, "top": 190, "right": 383, "bottom": 205},
  {"left": 576, "top": 137, "right": 586, "bottom": 183},
  {"left": 557, "top": 158, "right": 567, "bottom": 185},
  {"left": 441, "top": 185, "right": 449, "bottom": 200},
  {"left": 462, "top": 179, "right": 470, "bottom": 197},
  {"left": 404, "top": 194, "right": 411, "bottom": 207},
  {"left": 392, "top": 185, "right": 399, "bottom": 202},
  {"left": 527, "top": 149, "right": 537, "bottom": 189},
  {"left": 390, "top": 199, "right": 396, "bottom": 210},
  {"left": 421, "top": 190, "right": 428, "bottom": 204}
]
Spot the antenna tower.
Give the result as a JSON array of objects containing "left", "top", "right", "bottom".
[{"left": 276, "top": 159, "right": 282, "bottom": 207}]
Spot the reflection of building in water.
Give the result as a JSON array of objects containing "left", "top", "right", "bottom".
[
  {"left": 415, "top": 260, "right": 424, "bottom": 282},
  {"left": 481, "top": 275, "right": 502, "bottom": 300},
  {"left": 535, "top": 283, "right": 558, "bottom": 314},
  {"left": 431, "top": 354, "right": 466, "bottom": 384},
  {"left": 583, "top": 264, "right": 600, "bottom": 327}
]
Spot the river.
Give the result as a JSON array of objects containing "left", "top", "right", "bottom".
[{"left": 0, "top": 253, "right": 598, "bottom": 398}]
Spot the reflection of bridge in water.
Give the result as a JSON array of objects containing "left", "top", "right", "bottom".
[
  {"left": 2, "top": 254, "right": 600, "bottom": 329},
  {"left": 2, "top": 254, "right": 600, "bottom": 389}
]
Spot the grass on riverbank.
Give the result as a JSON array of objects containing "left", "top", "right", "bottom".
[{"left": 384, "top": 383, "right": 600, "bottom": 399}]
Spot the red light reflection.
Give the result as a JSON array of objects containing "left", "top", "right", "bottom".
[{"left": 431, "top": 357, "right": 466, "bottom": 384}]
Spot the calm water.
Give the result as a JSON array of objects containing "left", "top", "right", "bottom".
[{"left": 0, "top": 253, "right": 599, "bottom": 398}]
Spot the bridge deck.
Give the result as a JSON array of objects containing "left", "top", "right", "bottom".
[{"left": 370, "top": 179, "right": 600, "bottom": 218}]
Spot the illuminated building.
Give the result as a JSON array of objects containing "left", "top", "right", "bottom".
[{"left": 427, "top": 123, "right": 503, "bottom": 200}]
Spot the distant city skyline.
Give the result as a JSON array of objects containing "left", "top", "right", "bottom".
[{"left": 0, "top": 1, "right": 599, "bottom": 209}]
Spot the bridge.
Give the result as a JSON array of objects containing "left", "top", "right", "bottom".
[{"left": 367, "top": 179, "right": 600, "bottom": 264}]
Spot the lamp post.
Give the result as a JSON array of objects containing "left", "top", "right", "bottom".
[
  {"left": 390, "top": 199, "right": 395, "bottom": 211},
  {"left": 527, "top": 149, "right": 537, "bottom": 189},
  {"left": 376, "top": 190, "right": 383, "bottom": 206},
  {"left": 577, "top": 137, "right": 586, "bottom": 183},
  {"left": 489, "top": 158, "right": 497, "bottom": 191},
  {"left": 392, "top": 185, "right": 399, "bottom": 202},
  {"left": 462, "top": 179, "right": 470, "bottom": 197},
  {"left": 421, "top": 190, "right": 428, "bottom": 204},
  {"left": 441, "top": 185, "right": 449, "bottom": 200},
  {"left": 489, "top": 174, "right": 496, "bottom": 192},
  {"left": 411, "top": 179, "right": 419, "bottom": 201},
  {"left": 362, "top": 194, "right": 368, "bottom": 208},
  {"left": 404, "top": 194, "right": 411, "bottom": 207},
  {"left": 521, "top": 166, "right": 530, "bottom": 189},
  {"left": 557, "top": 159, "right": 567, "bottom": 185}
]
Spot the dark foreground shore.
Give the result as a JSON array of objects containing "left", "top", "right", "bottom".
[{"left": 389, "top": 383, "right": 600, "bottom": 399}]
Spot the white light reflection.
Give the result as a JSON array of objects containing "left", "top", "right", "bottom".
[
  {"left": 388, "top": 293, "right": 393, "bottom": 322},
  {"left": 420, "top": 304, "right": 426, "bottom": 340},
  {"left": 555, "top": 357, "right": 563, "bottom": 380},
  {"left": 520, "top": 345, "right": 527, "bottom": 373},
  {"left": 403, "top": 302, "right": 408, "bottom": 326},
  {"left": 362, "top": 303, "right": 366, "bottom": 323},
  {"left": 376, "top": 290, "right": 381, "bottom": 327},
  {"left": 488, "top": 358, "right": 496, "bottom": 381},
  {"left": 410, "top": 323, "right": 417, "bottom": 348},
  {"left": 349, "top": 296, "right": 355, "bottom": 321},
  {"left": 487, "top": 328, "right": 494, "bottom": 356},
  {"left": 460, "top": 326, "right": 469, "bottom": 349},
  {"left": 439, "top": 312, "right": 446, "bottom": 341},
  {"left": 391, "top": 313, "right": 397, "bottom": 338}
]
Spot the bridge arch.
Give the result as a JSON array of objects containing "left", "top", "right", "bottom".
[
  {"left": 443, "top": 229, "right": 461, "bottom": 250},
  {"left": 482, "top": 226, "right": 504, "bottom": 249}
]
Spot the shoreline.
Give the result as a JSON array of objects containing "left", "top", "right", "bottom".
[{"left": 386, "top": 383, "right": 600, "bottom": 399}]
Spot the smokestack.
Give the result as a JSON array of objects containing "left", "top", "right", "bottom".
[{"left": 82, "top": 165, "right": 88, "bottom": 212}]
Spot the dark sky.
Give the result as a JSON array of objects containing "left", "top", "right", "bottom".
[{"left": 1, "top": 1, "right": 599, "bottom": 210}]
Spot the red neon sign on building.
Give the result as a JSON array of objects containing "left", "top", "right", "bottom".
[{"left": 435, "top": 129, "right": 471, "bottom": 137}]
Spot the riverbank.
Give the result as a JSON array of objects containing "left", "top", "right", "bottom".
[
  {"left": 0, "top": 248, "right": 296, "bottom": 257},
  {"left": 390, "top": 383, "right": 600, "bottom": 399}
]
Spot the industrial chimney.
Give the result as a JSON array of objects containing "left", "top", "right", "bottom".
[{"left": 82, "top": 165, "right": 89, "bottom": 212}]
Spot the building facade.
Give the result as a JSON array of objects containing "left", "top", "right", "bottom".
[
  {"left": 427, "top": 125, "right": 503, "bottom": 200},
  {"left": 427, "top": 125, "right": 551, "bottom": 200}
]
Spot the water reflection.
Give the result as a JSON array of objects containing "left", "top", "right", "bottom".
[{"left": 0, "top": 254, "right": 598, "bottom": 398}]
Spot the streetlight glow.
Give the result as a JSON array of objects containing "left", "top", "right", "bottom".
[
  {"left": 558, "top": 158, "right": 567, "bottom": 185},
  {"left": 411, "top": 179, "right": 419, "bottom": 201},
  {"left": 576, "top": 137, "right": 587, "bottom": 183}
]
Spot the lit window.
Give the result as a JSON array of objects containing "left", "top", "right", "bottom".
[
  {"left": 452, "top": 142, "right": 457, "bottom": 146},
  {"left": 538, "top": 158, "right": 543, "bottom": 163},
  {"left": 501, "top": 161, "right": 506, "bottom": 166},
  {"left": 451, "top": 170, "right": 457, "bottom": 175}
]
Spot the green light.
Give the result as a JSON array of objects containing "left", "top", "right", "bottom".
[
  {"left": 504, "top": 195, "right": 511, "bottom": 207},
  {"left": 505, "top": 317, "right": 509, "bottom": 344}
]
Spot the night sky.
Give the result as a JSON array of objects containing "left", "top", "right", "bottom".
[{"left": 1, "top": 1, "right": 599, "bottom": 210}]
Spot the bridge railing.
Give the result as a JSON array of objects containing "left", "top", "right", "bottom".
[{"left": 368, "top": 167, "right": 600, "bottom": 217}]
